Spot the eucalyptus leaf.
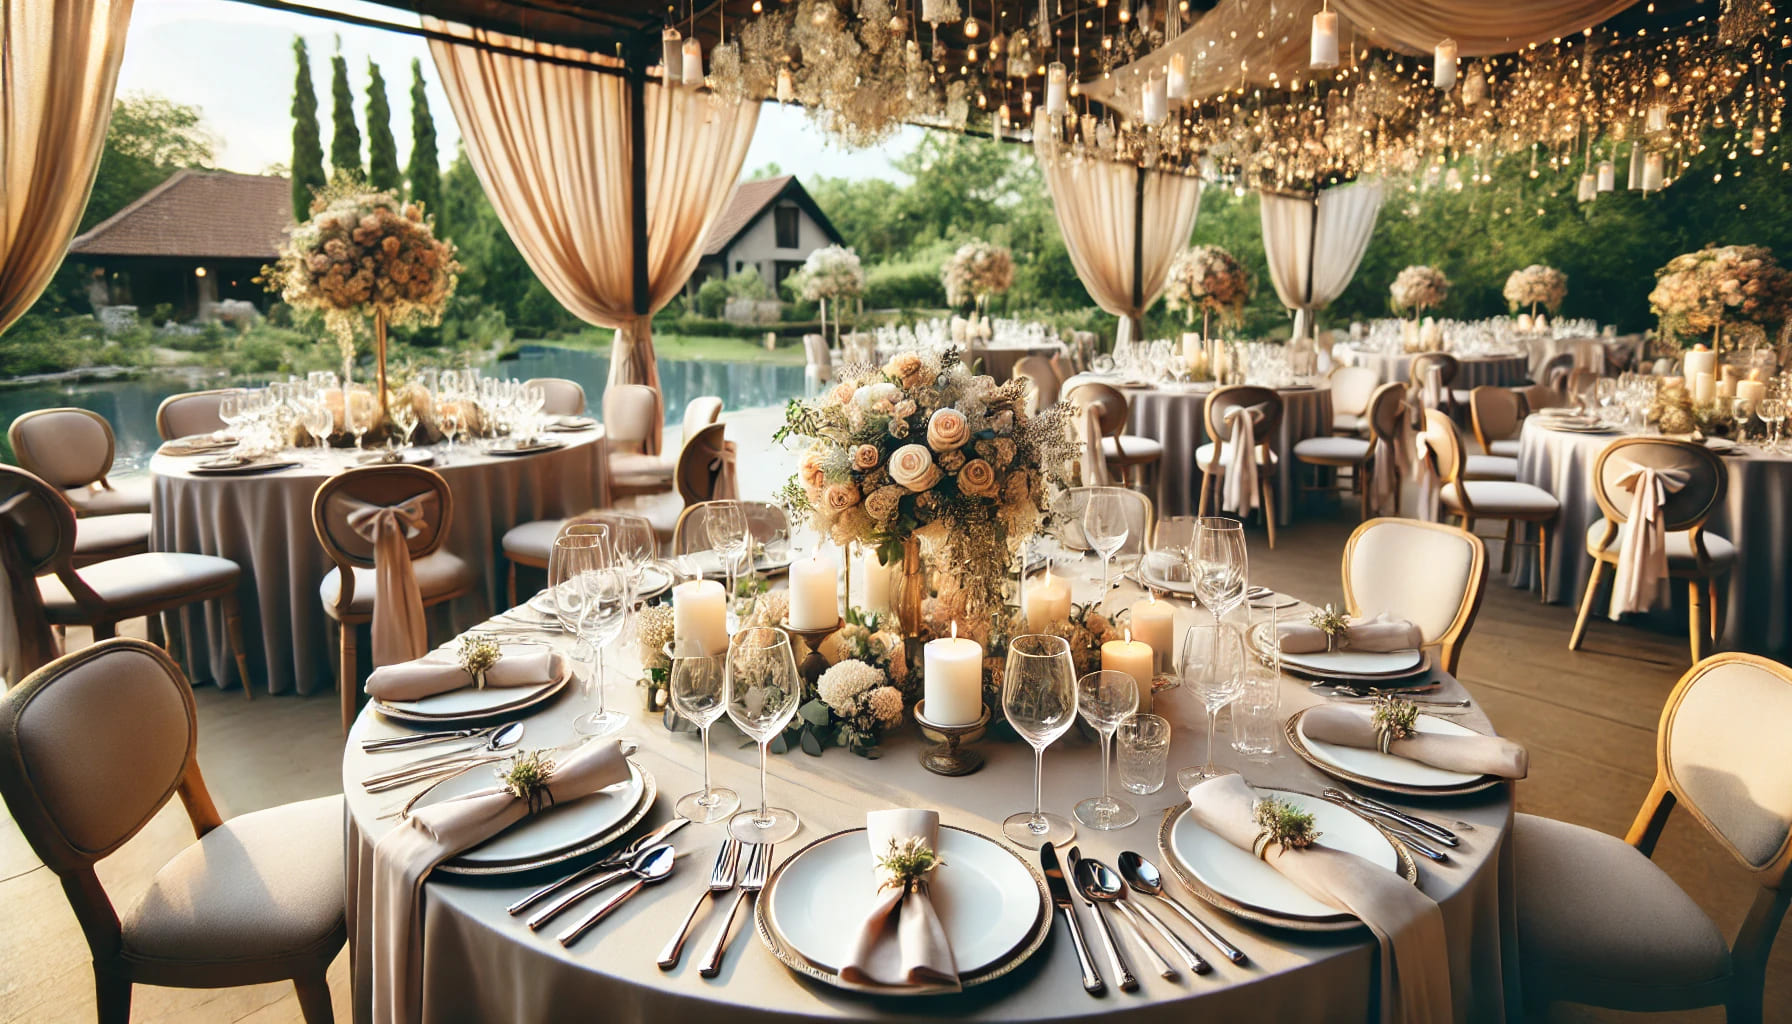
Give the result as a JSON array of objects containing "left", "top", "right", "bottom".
[
  {"left": 799, "top": 698, "right": 832, "bottom": 727},
  {"left": 799, "top": 729, "right": 824, "bottom": 757},
  {"left": 768, "top": 734, "right": 788, "bottom": 755}
]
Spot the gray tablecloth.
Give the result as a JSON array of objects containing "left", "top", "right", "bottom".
[
  {"left": 1334, "top": 349, "right": 1531, "bottom": 390},
  {"left": 969, "top": 343, "right": 1067, "bottom": 383},
  {"left": 1510, "top": 418, "right": 1792, "bottom": 657},
  {"left": 150, "top": 430, "right": 611, "bottom": 694},
  {"left": 342, "top": 569, "right": 1514, "bottom": 1024}
]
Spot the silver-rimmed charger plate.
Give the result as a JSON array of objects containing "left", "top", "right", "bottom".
[
  {"left": 486, "top": 439, "right": 566, "bottom": 457},
  {"left": 189, "top": 458, "right": 301, "bottom": 476},
  {"left": 411, "top": 757, "right": 655, "bottom": 875},
  {"left": 527, "top": 565, "right": 674, "bottom": 614},
  {"left": 1284, "top": 707, "right": 1503, "bottom": 797},
  {"left": 1247, "top": 621, "right": 1433, "bottom": 683},
  {"left": 755, "top": 825, "right": 1052, "bottom": 994},
  {"left": 371, "top": 655, "right": 571, "bottom": 724}
]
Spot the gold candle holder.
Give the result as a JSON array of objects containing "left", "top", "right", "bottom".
[
  {"left": 780, "top": 616, "right": 843, "bottom": 690},
  {"left": 913, "top": 701, "right": 991, "bottom": 777}
]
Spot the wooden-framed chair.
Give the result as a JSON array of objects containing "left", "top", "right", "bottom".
[
  {"left": 1293, "top": 382, "right": 1405, "bottom": 520},
  {"left": 1568, "top": 436, "right": 1732, "bottom": 664},
  {"left": 1327, "top": 365, "right": 1380, "bottom": 436},
  {"left": 1421, "top": 409, "right": 1559, "bottom": 601},
  {"left": 312, "top": 465, "right": 475, "bottom": 732},
  {"left": 0, "top": 638, "right": 345, "bottom": 1024},
  {"left": 524, "top": 377, "right": 587, "bottom": 416},
  {"left": 1539, "top": 351, "right": 1575, "bottom": 394},
  {"left": 671, "top": 500, "right": 791, "bottom": 557},
  {"left": 1052, "top": 485, "right": 1156, "bottom": 565},
  {"left": 1341, "top": 518, "right": 1487, "bottom": 675},
  {"left": 1013, "top": 355, "right": 1061, "bottom": 413},
  {"left": 1195, "top": 385, "right": 1285, "bottom": 548},
  {"left": 605, "top": 384, "right": 671, "bottom": 499},
  {"left": 1064, "top": 381, "right": 1163, "bottom": 493},
  {"left": 1408, "top": 352, "right": 1461, "bottom": 414},
  {"left": 641, "top": 422, "right": 736, "bottom": 544},
  {"left": 0, "top": 464, "right": 251, "bottom": 692},
  {"left": 1514, "top": 652, "right": 1792, "bottom": 1023},
  {"left": 1467, "top": 385, "right": 1524, "bottom": 459},
  {"left": 155, "top": 389, "right": 239, "bottom": 441},
  {"left": 8, "top": 408, "right": 152, "bottom": 517}
]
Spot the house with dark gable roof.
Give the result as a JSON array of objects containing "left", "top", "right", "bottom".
[{"left": 687, "top": 174, "right": 844, "bottom": 299}]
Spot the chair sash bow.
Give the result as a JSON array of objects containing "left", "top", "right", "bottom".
[
  {"left": 1221, "top": 406, "right": 1260, "bottom": 515},
  {"left": 1609, "top": 461, "right": 1692, "bottom": 618},
  {"left": 711, "top": 441, "right": 741, "bottom": 500},
  {"left": 336, "top": 492, "right": 438, "bottom": 667},
  {"left": 1076, "top": 404, "right": 1111, "bottom": 487}
]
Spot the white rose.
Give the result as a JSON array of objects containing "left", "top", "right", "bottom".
[{"left": 889, "top": 443, "right": 942, "bottom": 492}]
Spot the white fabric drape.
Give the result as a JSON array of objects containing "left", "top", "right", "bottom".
[
  {"left": 1608, "top": 462, "right": 1691, "bottom": 619},
  {"left": 1221, "top": 407, "right": 1261, "bottom": 516},
  {"left": 1331, "top": 0, "right": 1639, "bottom": 56},
  {"left": 427, "top": 21, "right": 758, "bottom": 454},
  {"left": 1260, "top": 180, "right": 1384, "bottom": 343}
]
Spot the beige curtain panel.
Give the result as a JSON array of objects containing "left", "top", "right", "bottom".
[
  {"left": 1330, "top": 0, "right": 1640, "bottom": 55},
  {"left": 0, "top": 0, "right": 134, "bottom": 336},
  {"left": 426, "top": 20, "right": 757, "bottom": 454},
  {"left": 1260, "top": 179, "right": 1384, "bottom": 342}
]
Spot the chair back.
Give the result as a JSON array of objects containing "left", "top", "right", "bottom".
[
  {"left": 525, "top": 377, "right": 587, "bottom": 416},
  {"left": 1590, "top": 437, "right": 1725, "bottom": 533},
  {"left": 676, "top": 423, "right": 730, "bottom": 505},
  {"left": 311, "top": 465, "right": 454, "bottom": 572},
  {"left": 1365, "top": 383, "right": 1409, "bottom": 444},
  {"left": 1469, "top": 386, "right": 1523, "bottom": 451},
  {"left": 1342, "top": 518, "right": 1486, "bottom": 674},
  {"left": 1204, "top": 385, "right": 1285, "bottom": 444},
  {"left": 1054, "top": 486, "right": 1155, "bottom": 557},
  {"left": 1014, "top": 356, "right": 1060, "bottom": 412},
  {"left": 678, "top": 396, "right": 724, "bottom": 452},
  {"left": 1517, "top": 383, "right": 1562, "bottom": 416},
  {"left": 1049, "top": 352, "right": 1074, "bottom": 384},
  {"left": 604, "top": 384, "right": 662, "bottom": 451},
  {"left": 1328, "top": 365, "right": 1380, "bottom": 415},
  {"left": 1064, "top": 381, "right": 1130, "bottom": 437},
  {"left": 8, "top": 409, "right": 117, "bottom": 490},
  {"left": 1566, "top": 368, "right": 1600, "bottom": 405},
  {"left": 1420, "top": 409, "right": 1468, "bottom": 484},
  {"left": 1409, "top": 352, "right": 1459, "bottom": 390},
  {"left": 672, "top": 500, "right": 791, "bottom": 556},
  {"left": 0, "top": 465, "right": 77, "bottom": 577},
  {"left": 155, "top": 389, "right": 237, "bottom": 440},
  {"left": 1538, "top": 352, "right": 1575, "bottom": 393},
  {"left": 802, "top": 334, "right": 832, "bottom": 371}
]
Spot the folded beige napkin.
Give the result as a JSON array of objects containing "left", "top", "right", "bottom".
[
  {"left": 1608, "top": 460, "right": 1691, "bottom": 619},
  {"left": 1278, "top": 614, "right": 1422, "bottom": 655},
  {"left": 1188, "top": 775, "right": 1452, "bottom": 1024},
  {"left": 840, "top": 809, "right": 961, "bottom": 993},
  {"left": 372, "top": 740, "right": 631, "bottom": 1024},
  {"left": 365, "top": 645, "right": 556, "bottom": 701},
  {"left": 159, "top": 435, "right": 237, "bottom": 456},
  {"left": 1302, "top": 705, "right": 1529, "bottom": 778}
]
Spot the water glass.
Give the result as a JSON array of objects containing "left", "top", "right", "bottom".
[
  {"left": 725, "top": 626, "right": 802, "bottom": 844},
  {"left": 1073, "top": 670, "right": 1139, "bottom": 830},
  {"left": 573, "top": 567, "right": 629, "bottom": 737},
  {"left": 667, "top": 638, "right": 738, "bottom": 823},
  {"left": 1082, "top": 488, "right": 1131, "bottom": 591},
  {"left": 1001, "top": 633, "right": 1078, "bottom": 848},
  {"left": 1117, "top": 714, "right": 1171, "bottom": 795},
  {"left": 1174, "top": 622, "right": 1246, "bottom": 790},
  {"left": 1190, "top": 517, "right": 1248, "bottom": 623},
  {"left": 1229, "top": 664, "right": 1282, "bottom": 760}
]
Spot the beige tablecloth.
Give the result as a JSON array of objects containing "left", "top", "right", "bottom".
[
  {"left": 151, "top": 430, "right": 610, "bottom": 694},
  {"left": 1333, "top": 349, "right": 1531, "bottom": 391},
  {"left": 342, "top": 568, "right": 1514, "bottom": 1023}
]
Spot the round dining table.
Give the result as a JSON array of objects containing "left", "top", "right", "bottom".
[
  {"left": 1332, "top": 347, "right": 1532, "bottom": 391},
  {"left": 1510, "top": 417, "right": 1792, "bottom": 658},
  {"left": 150, "top": 428, "right": 611, "bottom": 694},
  {"left": 341, "top": 564, "right": 1517, "bottom": 1024},
  {"left": 969, "top": 342, "right": 1068, "bottom": 383}
]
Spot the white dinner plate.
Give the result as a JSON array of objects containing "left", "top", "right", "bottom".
[
  {"left": 411, "top": 755, "right": 651, "bottom": 873},
  {"left": 688, "top": 550, "right": 794, "bottom": 578},
  {"left": 486, "top": 438, "right": 566, "bottom": 457},
  {"left": 764, "top": 826, "right": 1046, "bottom": 980},
  {"left": 1294, "top": 709, "right": 1484, "bottom": 788},
  {"left": 527, "top": 565, "right": 674, "bottom": 615},
  {"left": 373, "top": 653, "right": 569, "bottom": 723},
  {"left": 1248, "top": 621, "right": 1430, "bottom": 681},
  {"left": 1164, "top": 790, "right": 1407, "bottom": 924}
]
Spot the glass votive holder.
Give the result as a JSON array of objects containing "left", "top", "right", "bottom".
[
  {"left": 1117, "top": 713, "right": 1172, "bottom": 795},
  {"left": 1230, "top": 664, "right": 1282, "bottom": 761}
]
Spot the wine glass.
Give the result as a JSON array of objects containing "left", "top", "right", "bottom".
[
  {"left": 705, "top": 501, "right": 751, "bottom": 615},
  {"left": 1174, "top": 622, "right": 1247, "bottom": 790},
  {"left": 1001, "top": 633, "right": 1078, "bottom": 848},
  {"left": 387, "top": 389, "right": 418, "bottom": 450},
  {"left": 606, "top": 512, "right": 658, "bottom": 601},
  {"left": 346, "top": 387, "right": 375, "bottom": 451},
  {"left": 1732, "top": 396, "right": 1756, "bottom": 444},
  {"left": 1759, "top": 397, "right": 1785, "bottom": 453},
  {"left": 217, "top": 391, "right": 245, "bottom": 438},
  {"left": 548, "top": 525, "right": 609, "bottom": 625},
  {"left": 725, "top": 626, "right": 802, "bottom": 844},
  {"left": 1073, "top": 670, "right": 1139, "bottom": 830},
  {"left": 1190, "top": 517, "right": 1248, "bottom": 624},
  {"left": 575, "top": 564, "right": 629, "bottom": 737},
  {"left": 1082, "top": 487, "right": 1131, "bottom": 592},
  {"left": 666, "top": 638, "right": 739, "bottom": 822}
]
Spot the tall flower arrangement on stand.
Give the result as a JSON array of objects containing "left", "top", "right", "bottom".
[
  {"left": 1648, "top": 244, "right": 1792, "bottom": 353},
  {"left": 941, "top": 240, "right": 1015, "bottom": 316},
  {"left": 1163, "top": 245, "right": 1252, "bottom": 339},
  {"left": 1503, "top": 265, "right": 1568, "bottom": 317},
  {"left": 794, "top": 244, "right": 865, "bottom": 347},
  {"left": 1390, "top": 265, "right": 1450, "bottom": 322}
]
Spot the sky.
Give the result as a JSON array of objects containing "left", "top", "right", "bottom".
[{"left": 116, "top": 0, "right": 927, "bottom": 184}]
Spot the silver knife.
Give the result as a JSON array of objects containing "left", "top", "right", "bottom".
[
  {"left": 1324, "top": 788, "right": 1459, "bottom": 847},
  {"left": 506, "top": 817, "right": 690, "bottom": 916},
  {"left": 1042, "top": 843, "right": 1104, "bottom": 995},
  {"left": 362, "top": 726, "right": 494, "bottom": 752}
]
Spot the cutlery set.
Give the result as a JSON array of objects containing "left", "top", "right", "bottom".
[{"left": 503, "top": 818, "right": 692, "bottom": 946}]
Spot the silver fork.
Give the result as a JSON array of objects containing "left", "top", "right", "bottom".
[
  {"left": 698, "top": 842, "right": 770, "bottom": 978},
  {"left": 658, "top": 839, "right": 740, "bottom": 969}
]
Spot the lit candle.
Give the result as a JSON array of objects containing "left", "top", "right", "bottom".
[
  {"left": 1596, "top": 160, "right": 1616, "bottom": 192},
  {"left": 1141, "top": 72, "right": 1168, "bottom": 125},
  {"left": 1737, "top": 380, "right": 1767, "bottom": 405},
  {"left": 1101, "top": 629, "right": 1155, "bottom": 714},
  {"left": 1046, "top": 62, "right": 1068, "bottom": 116},
  {"left": 924, "top": 622, "right": 983, "bottom": 726},
  {"left": 1433, "top": 39, "right": 1459, "bottom": 91},
  {"left": 1023, "top": 572, "right": 1072, "bottom": 633},
  {"left": 1693, "top": 373, "right": 1715, "bottom": 405},
  {"left": 788, "top": 549, "right": 840, "bottom": 630},
  {"left": 673, "top": 580, "right": 728, "bottom": 657},
  {"left": 1130, "top": 595, "right": 1176, "bottom": 696},
  {"left": 1641, "top": 151, "right": 1665, "bottom": 193},
  {"left": 859, "top": 549, "right": 896, "bottom": 615},
  {"left": 681, "top": 37, "right": 704, "bottom": 88},
  {"left": 1683, "top": 348, "right": 1717, "bottom": 382},
  {"left": 776, "top": 67, "right": 794, "bottom": 104},
  {"left": 1309, "top": 10, "right": 1339, "bottom": 70}
]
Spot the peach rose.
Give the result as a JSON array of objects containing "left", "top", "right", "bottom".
[
  {"left": 958, "top": 458, "right": 999, "bottom": 498},
  {"left": 851, "top": 444, "right": 881, "bottom": 471},
  {"left": 885, "top": 353, "right": 928, "bottom": 389},
  {"left": 865, "top": 485, "right": 905, "bottom": 522},
  {"left": 927, "top": 408, "right": 970, "bottom": 451},
  {"left": 889, "top": 444, "right": 942, "bottom": 492},
  {"left": 824, "top": 483, "right": 861, "bottom": 514}
]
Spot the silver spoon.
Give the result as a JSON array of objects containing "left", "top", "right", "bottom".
[
  {"left": 1081, "top": 857, "right": 1210, "bottom": 976},
  {"left": 1075, "top": 859, "right": 1176, "bottom": 981},
  {"left": 1117, "top": 852, "right": 1248, "bottom": 965},
  {"left": 527, "top": 842, "right": 674, "bottom": 932},
  {"left": 556, "top": 845, "right": 677, "bottom": 946},
  {"left": 361, "top": 721, "right": 526, "bottom": 789}
]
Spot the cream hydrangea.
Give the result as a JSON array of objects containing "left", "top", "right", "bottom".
[{"left": 817, "top": 659, "right": 886, "bottom": 716}]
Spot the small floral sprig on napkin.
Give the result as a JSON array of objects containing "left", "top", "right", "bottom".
[
  {"left": 875, "top": 835, "right": 945, "bottom": 893},
  {"left": 1252, "top": 796, "right": 1322, "bottom": 858},
  {"left": 1308, "top": 605, "right": 1352, "bottom": 652},
  {"left": 498, "top": 750, "right": 556, "bottom": 814},
  {"left": 458, "top": 633, "right": 501, "bottom": 689},
  {"left": 1371, "top": 694, "right": 1421, "bottom": 753}
]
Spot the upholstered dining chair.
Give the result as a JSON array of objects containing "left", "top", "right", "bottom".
[
  {"left": 500, "top": 510, "right": 651, "bottom": 608},
  {"left": 671, "top": 500, "right": 792, "bottom": 557},
  {"left": 803, "top": 334, "right": 833, "bottom": 390},
  {"left": 1340, "top": 518, "right": 1487, "bottom": 675},
  {"left": 1408, "top": 352, "right": 1461, "bottom": 413},
  {"left": 1568, "top": 436, "right": 1731, "bottom": 664},
  {"left": 1421, "top": 410, "right": 1559, "bottom": 601},
  {"left": 605, "top": 384, "right": 670, "bottom": 500},
  {"left": 155, "top": 389, "right": 238, "bottom": 441},
  {"left": 0, "top": 464, "right": 252, "bottom": 692},
  {"left": 1293, "top": 382, "right": 1404, "bottom": 521},
  {"left": 638, "top": 422, "right": 736, "bottom": 545},
  {"left": 1514, "top": 652, "right": 1792, "bottom": 1023},
  {"left": 312, "top": 465, "right": 475, "bottom": 732},
  {"left": 1064, "top": 381, "right": 1163, "bottom": 495},
  {"left": 0, "top": 638, "right": 345, "bottom": 1024},
  {"left": 1538, "top": 351, "right": 1575, "bottom": 394},
  {"left": 1326, "top": 365, "right": 1380, "bottom": 436},
  {"left": 1013, "top": 355, "right": 1061, "bottom": 413},
  {"left": 1195, "top": 385, "right": 1286, "bottom": 548},
  {"left": 8, "top": 408, "right": 152, "bottom": 517},
  {"left": 1467, "top": 385, "right": 1525, "bottom": 460},
  {"left": 524, "top": 377, "right": 588, "bottom": 416},
  {"left": 1517, "top": 383, "right": 1566, "bottom": 416}
]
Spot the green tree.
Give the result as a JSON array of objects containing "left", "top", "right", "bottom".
[
  {"left": 288, "top": 38, "right": 325, "bottom": 220},
  {"left": 364, "top": 59, "right": 400, "bottom": 192},
  {"left": 82, "top": 94, "right": 215, "bottom": 231},
  {"left": 329, "top": 47, "right": 361, "bottom": 178},
  {"left": 439, "top": 149, "right": 571, "bottom": 335},
  {"left": 407, "top": 59, "right": 442, "bottom": 222}
]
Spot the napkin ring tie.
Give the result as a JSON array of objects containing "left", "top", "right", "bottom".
[
  {"left": 459, "top": 633, "right": 501, "bottom": 690},
  {"left": 1371, "top": 694, "right": 1418, "bottom": 754},
  {"left": 499, "top": 751, "right": 557, "bottom": 815}
]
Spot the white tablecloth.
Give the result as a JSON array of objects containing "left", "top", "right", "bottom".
[
  {"left": 1333, "top": 348, "right": 1531, "bottom": 390},
  {"left": 342, "top": 570, "right": 1515, "bottom": 1024},
  {"left": 150, "top": 430, "right": 611, "bottom": 694},
  {"left": 1510, "top": 418, "right": 1792, "bottom": 657}
]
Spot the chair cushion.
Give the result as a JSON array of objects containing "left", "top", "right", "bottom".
[
  {"left": 1293, "top": 436, "right": 1371, "bottom": 462},
  {"left": 1332, "top": 412, "right": 1370, "bottom": 435},
  {"left": 610, "top": 452, "right": 674, "bottom": 480},
  {"left": 1463, "top": 454, "right": 1519, "bottom": 481},
  {"left": 64, "top": 474, "right": 153, "bottom": 517},
  {"left": 1513, "top": 813, "right": 1730, "bottom": 1007},
  {"left": 38, "top": 553, "right": 239, "bottom": 623},
  {"left": 122, "top": 795, "right": 346, "bottom": 966},
  {"left": 1585, "top": 520, "right": 1736, "bottom": 572},
  {"left": 319, "top": 551, "right": 475, "bottom": 617},
  {"left": 72, "top": 512, "right": 152, "bottom": 559},
  {"left": 1101, "top": 436, "right": 1163, "bottom": 463},
  {"left": 1194, "top": 442, "right": 1278, "bottom": 472},
  {"left": 1440, "top": 481, "right": 1559, "bottom": 519},
  {"left": 502, "top": 519, "right": 563, "bottom": 566},
  {"left": 1488, "top": 438, "right": 1522, "bottom": 458}
]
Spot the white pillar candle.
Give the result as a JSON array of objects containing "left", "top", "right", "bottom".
[
  {"left": 859, "top": 549, "right": 896, "bottom": 615},
  {"left": 1309, "top": 10, "right": 1339, "bottom": 70},
  {"left": 1130, "top": 594, "right": 1176, "bottom": 678},
  {"left": 1023, "top": 572, "right": 1072, "bottom": 633},
  {"left": 1692, "top": 372, "right": 1715, "bottom": 406},
  {"left": 776, "top": 68, "right": 794, "bottom": 104},
  {"left": 1141, "top": 72, "right": 1168, "bottom": 125},
  {"left": 661, "top": 27, "right": 683, "bottom": 80},
  {"left": 924, "top": 623, "right": 984, "bottom": 726},
  {"left": 1646, "top": 103, "right": 1668, "bottom": 133},
  {"left": 673, "top": 580, "right": 728, "bottom": 657},
  {"left": 1683, "top": 348, "right": 1717, "bottom": 382},
  {"left": 1716, "top": 377, "right": 1736, "bottom": 402},
  {"left": 1641, "top": 151, "right": 1665, "bottom": 193},
  {"left": 1433, "top": 39, "right": 1458, "bottom": 91},
  {"left": 1101, "top": 630, "right": 1155, "bottom": 714},
  {"left": 1737, "top": 380, "right": 1767, "bottom": 405},
  {"left": 789, "top": 550, "right": 840, "bottom": 630},
  {"left": 1167, "top": 52, "right": 1190, "bottom": 100},
  {"left": 1596, "top": 160, "right": 1616, "bottom": 192},
  {"left": 681, "top": 37, "right": 704, "bottom": 88},
  {"left": 1046, "top": 62, "right": 1068, "bottom": 116}
]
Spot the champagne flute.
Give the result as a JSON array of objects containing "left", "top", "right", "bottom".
[
  {"left": 1174, "top": 622, "right": 1247, "bottom": 790},
  {"left": 1190, "top": 516, "right": 1248, "bottom": 624},
  {"left": 725, "top": 626, "right": 802, "bottom": 844},
  {"left": 667, "top": 638, "right": 739, "bottom": 823},
  {"left": 1073, "top": 670, "right": 1139, "bottom": 830},
  {"left": 1001, "top": 633, "right": 1078, "bottom": 848},
  {"left": 573, "top": 566, "right": 629, "bottom": 736},
  {"left": 1082, "top": 487, "right": 1131, "bottom": 591}
]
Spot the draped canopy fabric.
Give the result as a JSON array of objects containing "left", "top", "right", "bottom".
[
  {"left": 426, "top": 20, "right": 758, "bottom": 453},
  {"left": 0, "top": 0, "right": 134, "bottom": 336},
  {"left": 1260, "top": 179, "right": 1384, "bottom": 342}
]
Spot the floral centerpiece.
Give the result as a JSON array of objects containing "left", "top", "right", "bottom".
[
  {"left": 1503, "top": 264, "right": 1568, "bottom": 317},
  {"left": 793, "top": 244, "right": 866, "bottom": 346},
  {"left": 1390, "top": 265, "right": 1450, "bottom": 322},
  {"left": 1647, "top": 244, "right": 1792, "bottom": 353},
  {"left": 261, "top": 177, "right": 458, "bottom": 436},
  {"left": 942, "top": 240, "right": 1015, "bottom": 313},
  {"left": 778, "top": 348, "right": 1075, "bottom": 643},
  {"left": 633, "top": 605, "right": 675, "bottom": 712},
  {"left": 1163, "top": 245, "right": 1253, "bottom": 338},
  {"left": 764, "top": 608, "right": 909, "bottom": 757}
]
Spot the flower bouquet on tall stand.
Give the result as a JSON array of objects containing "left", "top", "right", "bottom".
[
  {"left": 942, "top": 240, "right": 1015, "bottom": 332},
  {"left": 1503, "top": 264, "right": 1568, "bottom": 326},
  {"left": 1164, "top": 245, "right": 1252, "bottom": 380},
  {"left": 795, "top": 244, "right": 866, "bottom": 350},
  {"left": 1391, "top": 265, "right": 1450, "bottom": 352},
  {"left": 1649, "top": 244, "right": 1792, "bottom": 361}
]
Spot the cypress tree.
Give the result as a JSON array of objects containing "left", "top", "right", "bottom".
[
  {"left": 329, "top": 43, "right": 362, "bottom": 178},
  {"left": 407, "top": 59, "right": 442, "bottom": 225},
  {"left": 289, "top": 38, "right": 326, "bottom": 219},
  {"left": 365, "top": 59, "right": 400, "bottom": 192}
]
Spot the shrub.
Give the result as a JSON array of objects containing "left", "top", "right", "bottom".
[
  {"left": 694, "top": 275, "right": 731, "bottom": 318},
  {"left": 864, "top": 258, "right": 947, "bottom": 309}
]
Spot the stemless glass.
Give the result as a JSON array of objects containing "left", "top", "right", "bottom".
[
  {"left": 1174, "top": 622, "right": 1246, "bottom": 790},
  {"left": 667, "top": 638, "right": 738, "bottom": 823},
  {"left": 573, "top": 566, "right": 629, "bottom": 737},
  {"left": 1190, "top": 517, "right": 1248, "bottom": 624},
  {"left": 1073, "top": 670, "right": 1139, "bottom": 830},
  {"left": 1732, "top": 396, "right": 1756, "bottom": 443},
  {"left": 705, "top": 501, "right": 751, "bottom": 611},
  {"left": 1117, "top": 714, "right": 1172, "bottom": 794},
  {"left": 1082, "top": 487, "right": 1131, "bottom": 592},
  {"left": 1001, "top": 634, "right": 1078, "bottom": 848},
  {"left": 1230, "top": 662, "right": 1282, "bottom": 760},
  {"left": 725, "top": 626, "right": 802, "bottom": 844}
]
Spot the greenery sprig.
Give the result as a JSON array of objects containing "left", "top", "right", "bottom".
[
  {"left": 1308, "top": 604, "right": 1352, "bottom": 651},
  {"left": 458, "top": 632, "right": 501, "bottom": 688},
  {"left": 875, "top": 835, "right": 944, "bottom": 893},
  {"left": 1252, "top": 796, "right": 1321, "bottom": 858},
  {"left": 1371, "top": 694, "right": 1421, "bottom": 753},
  {"left": 497, "top": 749, "right": 556, "bottom": 814}
]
